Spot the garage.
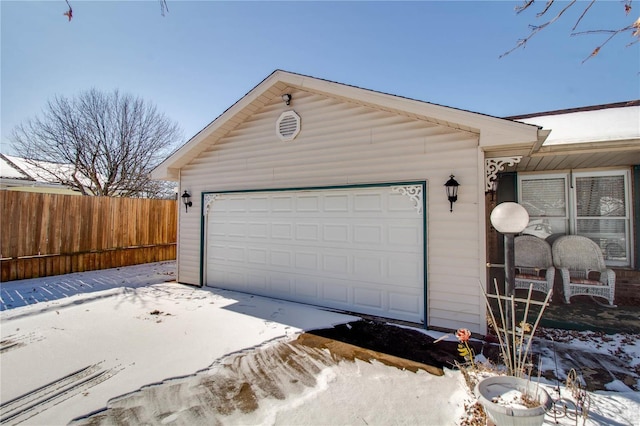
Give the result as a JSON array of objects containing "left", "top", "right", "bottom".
[
  {"left": 204, "top": 183, "right": 425, "bottom": 323},
  {"left": 151, "top": 71, "right": 547, "bottom": 332}
]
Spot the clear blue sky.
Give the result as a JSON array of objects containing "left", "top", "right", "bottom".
[{"left": 2, "top": 1, "right": 638, "bottom": 152}]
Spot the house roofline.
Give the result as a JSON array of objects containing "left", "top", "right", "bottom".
[
  {"left": 0, "top": 153, "right": 34, "bottom": 181},
  {"left": 505, "top": 100, "right": 640, "bottom": 120},
  {"left": 151, "top": 70, "right": 542, "bottom": 180}
]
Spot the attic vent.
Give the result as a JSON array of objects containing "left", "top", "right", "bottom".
[{"left": 276, "top": 110, "right": 301, "bottom": 142}]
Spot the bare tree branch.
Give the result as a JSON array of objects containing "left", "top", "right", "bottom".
[
  {"left": 160, "top": 0, "right": 169, "bottom": 17},
  {"left": 536, "top": 0, "right": 556, "bottom": 18},
  {"left": 501, "top": 0, "right": 577, "bottom": 58},
  {"left": 11, "top": 89, "right": 182, "bottom": 198},
  {"left": 576, "top": 23, "right": 636, "bottom": 63},
  {"left": 63, "top": 1, "right": 169, "bottom": 20},
  {"left": 502, "top": 0, "right": 639, "bottom": 60},
  {"left": 515, "top": 1, "right": 535, "bottom": 14},
  {"left": 572, "top": 0, "right": 596, "bottom": 31}
]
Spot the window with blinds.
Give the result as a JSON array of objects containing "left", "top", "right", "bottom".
[
  {"left": 519, "top": 175, "right": 568, "bottom": 239},
  {"left": 574, "top": 173, "right": 629, "bottom": 264},
  {"left": 518, "top": 170, "right": 631, "bottom": 266}
]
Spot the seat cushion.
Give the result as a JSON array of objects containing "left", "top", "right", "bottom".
[
  {"left": 516, "top": 274, "right": 545, "bottom": 281},
  {"left": 570, "top": 278, "right": 602, "bottom": 286}
]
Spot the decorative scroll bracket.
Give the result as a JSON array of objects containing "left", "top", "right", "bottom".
[
  {"left": 203, "top": 194, "right": 220, "bottom": 215},
  {"left": 485, "top": 157, "right": 522, "bottom": 191},
  {"left": 391, "top": 185, "right": 423, "bottom": 214}
]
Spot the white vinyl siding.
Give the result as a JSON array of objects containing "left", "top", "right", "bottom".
[{"left": 178, "top": 89, "right": 485, "bottom": 332}]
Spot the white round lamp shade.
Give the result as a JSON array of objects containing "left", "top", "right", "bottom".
[{"left": 490, "top": 202, "right": 529, "bottom": 234}]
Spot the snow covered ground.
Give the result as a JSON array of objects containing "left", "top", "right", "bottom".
[{"left": 1, "top": 261, "right": 639, "bottom": 425}]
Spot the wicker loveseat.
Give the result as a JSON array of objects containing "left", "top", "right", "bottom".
[
  {"left": 551, "top": 235, "right": 616, "bottom": 305},
  {"left": 514, "top": 235, "right": 555, "bottom": 298}
]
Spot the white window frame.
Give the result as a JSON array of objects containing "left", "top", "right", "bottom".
[
  {"left": 517, "top": 172, "right": 569, "bottom": 238},
  {"left": 518, "top": 169, "right": 633, "bottom": 267}
]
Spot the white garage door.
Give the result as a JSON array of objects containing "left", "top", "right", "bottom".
[{"left": 204, "top": 184, "right": 425, "bottom": 323}]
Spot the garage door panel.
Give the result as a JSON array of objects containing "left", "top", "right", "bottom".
[
  {"left": 246, "top": 273, "right": 267, "bottom": 292},
  {"left": 209, "top": 221, "right": 227, "bottom": 237},
  {"left": 248, "top": 196, "right": 269, "bottom": 212},
  {"left": 209, "top": 245, "right": 417, "bottom": 286},
  {"left": 324, "top": 194, "right": 349, "bottom": 211},
  {"left": 322, "top": 253, "right": 349, "bottom": 274},
  {"left": 205, "top": 185, "right": 425, "bottom": 323},
  {"left": 269, "top": 250, "right": 291, "bottom": 267},
  {"left": 271, "top": 223, "right": 293, "bottom": 240},
  {"left": 247, "top": 248, "right": 267, "bottom": 265},
  {"left": 353, "top": 255, "right": 383, "bottom": 277},
  {"left": 388, "top": 255, "right": 421, "bottom": 282},
  {"left": 388, "top": 224, "right": 421, "bottom": 246},
  {"left": 272, "top": 196, "right": 294, "bottom": 212},
  {"left": 353, "top": 287, "right": 384, "bottom": 310},
  {"left": 296, "top": 195, "right": 321, "bottom": 211},
  {"left": 294, "top": 252, "right": 319, "bottom": 270},
  {"left": 295, "top": 223, "right": 319, "bottom": 240},
  {"left": 269, "top": 274, "right": 292, "bottom": 294},
  {"left": 322, "top": 224, "right": 349, "bottom": 242},
  {"left": 353, "top": 224, "right": 383, "bottom": 244},
  {"left": 294, "top": 277, "right": 319, "bottom": 298},
  {"left": 209, "top": 244, "right": 227, "bottom": 261},
  {"left": 248, "top": 223, "right": 269, "bottom": 238},
  {"left": 321, "top": 279, "right": 350, "bottom": 304},
  {"left": 389, "top": 291, "right": 421, "bottom": 316},
  {"left": 354, "top": 193, "right": 383, "bottom": 212}
]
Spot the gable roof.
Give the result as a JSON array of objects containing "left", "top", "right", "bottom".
[
  {"left": 0, "top": 154, "right": 85, "bottom": 194},
  {"left": 0, "top": 154, "right": 34, "bottom": 181},
  {"left": 0, "top": 154, "right": 99, "bottom": 193},
  {"left": 151, "top": 70, "right": 543, "bottom": 180}
]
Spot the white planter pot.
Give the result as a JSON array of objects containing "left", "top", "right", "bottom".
[{"left": 475, "top": 376, "right": 552, "bottom": 426}]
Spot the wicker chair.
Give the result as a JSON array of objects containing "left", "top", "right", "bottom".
[
  {"left": 514, "top": 235, "right": 555, "bottom": 298},
  {"left": 551, "top": 235, "right": 616, "bottom": 305}
]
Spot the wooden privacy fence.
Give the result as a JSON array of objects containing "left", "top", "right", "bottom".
[{"left": 1, "top": 191, "right": 177, "bottom": 281}]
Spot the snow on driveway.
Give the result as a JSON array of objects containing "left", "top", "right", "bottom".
[
  {"left": 0, "top": 280, "right": 363, "bottom": 424},
  {"left": 0, "top": 261, "right": 176, "bottom": 311},
  {"left": 1, "top": 262, "right": 639, "bottom": 425}
]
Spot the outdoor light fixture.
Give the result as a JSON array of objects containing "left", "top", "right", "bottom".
[
  {"left": 444, "top": 174, "right": 459, "bottom": 212},
  {"left": 181, "top": 190, "right": 193, "bottom": 213},
  {"left": 282, "top": 93, "right": 292, "bottom": 106},
  {"left": 490, "top": 201, "right": 529, "bottom": 298}
]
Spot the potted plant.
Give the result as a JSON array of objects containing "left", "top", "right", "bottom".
[
  {"left": 475, "top": 375, "right": 552, "bottom": 426},
  {"left": 474, "top": 281, "right": 553, "bottom": 426}
]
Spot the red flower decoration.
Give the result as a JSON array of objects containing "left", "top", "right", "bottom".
[{"left": 456, "top": 328, "right": 471, "bottom": 343}]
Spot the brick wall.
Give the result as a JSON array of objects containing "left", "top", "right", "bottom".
[{"left": 613, "top": 269, "right": 640, "bottom": 305}]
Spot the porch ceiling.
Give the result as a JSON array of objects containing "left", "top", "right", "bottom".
[{"left": 487, "top": 139, "right": 640, "bottom": 172}]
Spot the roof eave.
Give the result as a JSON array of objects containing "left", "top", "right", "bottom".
[{"left": 151, "top": 70, "right": 542, "bottom": 180}]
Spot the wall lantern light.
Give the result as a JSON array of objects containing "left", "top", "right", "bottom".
[
  {"left": 281, "top": 93, "right": 292, "bottom": 106},
  {"left": 181, "top": 190, "right": 193, "bottom": 213},
  {"left": 444, "top": 174, "right": 459, "bottom": 212}
]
